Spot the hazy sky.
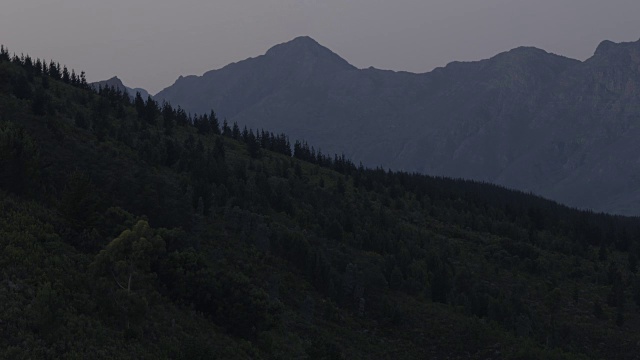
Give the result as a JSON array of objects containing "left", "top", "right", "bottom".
[{"left": 2, "top": 0, "right": 638, "bottom": 94}]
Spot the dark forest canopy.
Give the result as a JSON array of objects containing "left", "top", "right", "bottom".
[{"left": 2, "top": 44, "right": 640, "bottom": 359}]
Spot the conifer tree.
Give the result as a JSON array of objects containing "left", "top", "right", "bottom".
[
  {"left": 34, "top": 58, "right": 43, "bottom": 75},
  {"left": 49, "top": 61, "right": 61, "bottom": 79},
  {"left": 134, "top": 92, "right": 145, "bottom": 119},
  {"left": 0, "top": 45, "right": 9, "bottom": 62},
  {"left": 232, "top": 122, "right": 241, "bottom": 140},
  {"left": 209, "top": 110, "right": 220, "bottom": 134},
  {"left": 144, "top": 96, "right": 158, "bottom": 124},
  {"left": 222, "top": 119, "right": 231, "bottom": 136},
  {"left": 162, "top": 102, "right": 175, "bottom": 135},
  {"left": 80, "top": 71, "right": 87, "bottom": 87},
  {"left": 62, "top": 66, "right": 70, "bottom": 83}
]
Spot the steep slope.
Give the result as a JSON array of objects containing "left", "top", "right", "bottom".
[
  {"left": 156, "top": 37, "right": 640, "bottom": 215},
  {"left": 494, "top": 39, "right": 640, "bottom": 213},
  {"left": 156, "top": 36, "right": 355, "bottom": 117},
  {"left": 426, "top": 39, "right": 640, "bottom": 215}
]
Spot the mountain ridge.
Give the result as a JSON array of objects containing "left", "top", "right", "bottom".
[
  {"left": 155, "top": 36, "right": 640, "bottom": 215},
  {"left": 91, "top": 76, "right": 150, "bottom": 99}
]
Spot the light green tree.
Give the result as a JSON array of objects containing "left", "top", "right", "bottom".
[{"left": 91, "top": 220, "right": 165, "bottom": 331}]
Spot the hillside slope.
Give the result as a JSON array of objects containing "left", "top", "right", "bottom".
[{"left": 3, "top": 46, "right": 640, "bottom": 359}]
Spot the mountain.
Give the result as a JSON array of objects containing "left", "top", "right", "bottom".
[
  {"left": 156, "top": 36, "right": 640, "bottom": 215},
  {"left": 91, "top": 76, "right": 150, "bottom": 99},
  {"left": 155, "top": 36, "right": 355, "bottom": 118},
  {"left": 7, "top": 45, "right": 640, "bottom": 358}
]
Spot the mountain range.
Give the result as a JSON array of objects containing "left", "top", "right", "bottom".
[{"left": 154, "top": 36, "right": 640, "bottom": 216}]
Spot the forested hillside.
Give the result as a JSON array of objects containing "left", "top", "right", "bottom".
[{"left": 2, "top": 46, "right": 640, "bottom": 359}]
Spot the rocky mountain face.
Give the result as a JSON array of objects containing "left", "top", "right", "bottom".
[
  {"left": 155, "top": 36, "right": 640, "bottom": 215},
  {"left": 91, "top": 76, "right": 150, "bottom": 99}
]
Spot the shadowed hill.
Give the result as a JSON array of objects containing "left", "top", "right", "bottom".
[{"left": 4, "top": 44, "right": 640, "bottom": 359}]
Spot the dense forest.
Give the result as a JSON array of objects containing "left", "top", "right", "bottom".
[{"left": 2, "top": 45, "right": 640, "bottom": 359}]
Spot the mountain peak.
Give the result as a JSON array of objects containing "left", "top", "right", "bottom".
[
  {"left": 91, "top": 76, "right": 125, "bottom": 90},
  {"left": 264, "top": 36, "right": 356, "bottom": 71},
  {"left": 289, "top": 35, "right": 320, "bottom": 46},
  {"left": 506, "top": 46, "right": 547, "bottom": 55},
  {"left": 491, "top": 46, "right": 558, "bottom": 61},
  {"left": 484, "top": 46, "right": 579, "bottom": 73},
  {"left": 595, "top": 40, "right": 616, "bottom": 56},
  {"left": 105, "top": 76, "right": 124, "bottom": 86},
  {"left": 266, "top": 36, "right": 323, "bottom": 54},
  {"left": 593, "top": 38, "right": 640, "bottom": 57},
  {"left": 90, "top": 76, "right": 150, "bottom": 99}
]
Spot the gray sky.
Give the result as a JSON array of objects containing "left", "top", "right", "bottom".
[{"left": 1, "top": 0, "right": 639, "bottom": 94}]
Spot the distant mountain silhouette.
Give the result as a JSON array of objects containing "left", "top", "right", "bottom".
[
  {"left": 155, "top": 36, "right": 640, "bottom": 215},
  {"left": 91, "top": 76, "right": 150, "bottom": 99}
]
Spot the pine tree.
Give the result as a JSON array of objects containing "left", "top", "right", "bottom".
[
  {"left": 232, "top": 122, "right": 241, "bottom": 140},
  {"left": 144, "top": 96, "right": 158, "bottom": 124},
  {"left": 222, "top": 119, "right": 231, "bottom": 136},
  {"left": 49, "top": 61, "right": 61, "bottom": 79},
  {"left": 134, "top": 92, "right": 145, "bottom": 119},
  {"left": 162, "top": 102, "right": 175, "bottom": 135},
  {"left": 0, "top": 45, "right": 9, "bottom": 62},
  {"left": 247, "top": 130, "right": 261, "bottom": 158},
  {"left": 34, "top": 58, "right": 43, "bottom": 75},
  {"left": 70, "top": 69, "right": 78, "bottom": 85},
  {"left": 80, "top": 71, "right": 87, "bottom": 87},
  {"left": 175, "top": 106, "right": 189, "bottom": 126},
  {"left": 209, "top": 110, "right": 220, "bottom": 134},
  {"left": 62, "top": 66, "right": 70, "bottom": 83}
]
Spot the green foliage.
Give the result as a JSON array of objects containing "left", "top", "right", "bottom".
[
  {"left": 1, "top": 50, "right": 640, "bottom": 359},
  {"left": 0, "top": 121, "right": 39, "bottom": 195},
  {"left": 60, "top": 170, "right": 99, "bottom": 229},
  {"left": 93, "top": 220, "right": 166, "bottom": 281}
]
